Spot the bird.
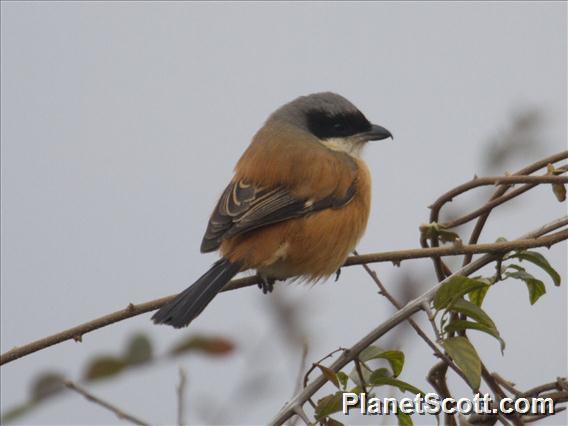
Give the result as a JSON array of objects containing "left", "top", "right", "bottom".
[{"left": 152, "top": 92, "right": 392, "bottom": 328}]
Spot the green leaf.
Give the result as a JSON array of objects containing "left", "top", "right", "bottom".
[
  {"left": 378, "top": 351, "right": 405, "bottom": 378},
  {"left": 509, "top": 251, "right": 561, "bottom": 286},
  {"left": 433, "top": 276, "right": 490, "bottom": 310},
  {"left": 349, "top": 363, "right": 375, "bottom": 386},
  {"left": 443, "top": 337, "right": 481, "bottom": 390},
  {"left": 169, "top": 335, "right": 235, "bottom": 357},
  {"left": 359, "top": 347, "right": 405, "bottom": 377},
  {"left": 506, "top": 267, "right": 547, "bottom": 305},
  {"left": 358, "top": 345, "right": 385, "bottom": 361},
  {"left": 526, "top": 279, "right": 546, "bottom": 305},
  {"left": 0, "top": 402, "right": 36, "bottom": 423},
  {"left": 337, "top": 371, "right": 349, "bottom": 389},
  {"left": 419, "top": 222, "right": 461, "bottom": 243},
  {"left": 315, "top": 392, "right": 344, "bottom": 420},
  {"left": 444, "top": 320, "right": 506, "bottom": 354},
  {"left": 397, "top": 411, "right": 414, "bottom": 426},
  {"left": 124, "top": 334, "right": 153, "bottom": 365},
  {"left": 31, "top": 372, "right": 66, "bottom": 401},
  {"left": 368, "top": 371, "right": 424, "bottom": 395},
  {"left": 447, "top": 298, "right": 496, "bottom": 328},
  {"left": 318, "top": 365, "right": 340, "bottom": 389},
  {"left": 547, "top": 164, "right": 567, "bottom": 201},
  {"left": 467, "top": 285, "right": 490, "bottom": 307},
  {"left": 83, "top": 356, "right": 127, "bottom": 381}
]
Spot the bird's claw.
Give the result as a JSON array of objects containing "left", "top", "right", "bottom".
[
  {"left": 335, "top": 268, "right": 342, "bottom": 282},
  {"left": 258, "top": 276, "right": 275, "bottom": 294}
]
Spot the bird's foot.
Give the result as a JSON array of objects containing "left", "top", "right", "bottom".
[{"left": 258, "top": 275, "right": 275, "bottom": 294}]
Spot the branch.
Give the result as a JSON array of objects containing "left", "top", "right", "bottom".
[
  {"left": 467, "top": 377, "right": 568, "bottom": 425},
  {"left": 0, "top": 226, "right": 564, "bottom": 368},
  {"left": 64, "top": 380, "right": 149, "bottom": 426},
  {"left": 429, "top": 152, "right": 567, "bottom": 216},
  {"left": 427, "top": 362, "right": 457, "bottom": 426},
  {"left": 425, "top": 151, "right": 567, "bottom": 280},
  {"left": 420, "top": 152, "right": 568, "bottom": 424},
  {"left": 480, "top": 364, "right": 523, "bottom": 426},
  {"left": 2, "top": 224, "right": 566, "bottom": 367},
  {"left": 356, "top": 253, "right": 470, "bottom": 386},
  {"left": 429, "top": 174, "right": 567, "bottom": 214},
  {"left": 443, "top": 172, "right": 566, "bottom": 229},
  {"left": 344, "top": 231, "right": 568, "bottom": 266},
  {"left": 462, "top": 152, "right": 567, "bottom": 267},
  {"left": 267, "top": 217, "right": 568, "bottom": 425},
  {"left": 177, "top": 368, "right": 187, "bottom": 426}
]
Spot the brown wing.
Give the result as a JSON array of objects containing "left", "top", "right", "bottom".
[{"left": 200, "top": 179, "right": 356, "bottom": 253}]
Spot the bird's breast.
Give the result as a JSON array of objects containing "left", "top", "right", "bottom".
[{"left": 221, "top": 159, "right": 372, "bottom": 282}]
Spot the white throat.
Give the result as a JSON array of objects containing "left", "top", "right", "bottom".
[{"left": 321, "top": 137, "right": 364, "bottom": 158}]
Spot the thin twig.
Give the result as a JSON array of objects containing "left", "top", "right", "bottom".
[
  {"left": 427, "top": 362, "right": 456, "bottom": 426},
  {"left": 492, "top": 373, "right": 522, "bottom": 397},
  {"left": 289, "top": 341, "right": 309, "bottom": 426},
  {"left": 426, "top": 151, "right": 567, "bottom": 280},
  {"left": 481, "top": 365, "right": 525, "bottom": 426},
  {"left": 444, "top": 183, "right": 536, "bottom": 230},
  {"left": 467, "top": 378, "right": 568, "bottom": 424},
  {"left": 355, "top": 252, "right": 470, "bottom": 386},
  {"left": 443, "top": 168, "right": 566, "bottom": 230},
  {"left": 429, "top": 174, "right": 567, "bottom": 213},
  {"left": 523, "top": 407, "right": 566, "bottom": 424},
  {"left": 177, "top": 368, "right": 187, "bottom": 426},
  {"left": 354, "top": 357, "right": 369, "bottom": 395},
  {"left": 521, "top": 377, "right": 568, "bottom": 398},
  {"left": 303, "top": 348, "right": 347, "bottom": 390},
  {"left": 294, "top": 341, "right": 309, "bottom": 395},
  {"left": 64, "top": 380, "right": 149, "bottom": 426},
  {"left": 463, "top": 152, "right": 568, "bottom": 267}
]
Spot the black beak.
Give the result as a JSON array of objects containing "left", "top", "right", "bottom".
[{"left": 359, "top": 124, "right": 393, "bottom": 142}]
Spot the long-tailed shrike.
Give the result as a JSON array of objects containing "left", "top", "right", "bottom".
[{"left": 152, "top": 92, "right": 392, "bottom": 328}]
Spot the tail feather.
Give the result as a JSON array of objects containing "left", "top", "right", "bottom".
[{"left": 152, "top": 258, "right": 241, "bottom": 328}]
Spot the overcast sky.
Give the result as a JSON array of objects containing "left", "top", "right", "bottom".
[{"left": 1, "top": 2, "right": 566, "bottom": 425}]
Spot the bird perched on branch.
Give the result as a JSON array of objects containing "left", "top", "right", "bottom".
[{"left": 152, "top": 92, "right": 392, "bottom": 328}]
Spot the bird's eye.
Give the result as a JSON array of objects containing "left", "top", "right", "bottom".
[{"left": 333, "top": 122, "right": 345, "bottom": 131}]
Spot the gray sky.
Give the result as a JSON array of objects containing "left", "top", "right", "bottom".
[{"left": 1, "top": 2, "right": 566, "bottom": 425}]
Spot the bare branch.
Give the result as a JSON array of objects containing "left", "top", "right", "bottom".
[
  {"left": 492, "top": 373, "right": 522, "bottom": 397},
  {"left": 521, "top": 377, "right": 568, "bottom": 398},
  {"left": 177, "top": 368, "right": 187, "bottom": 426},
  {"left": 64, "top": 380, "right": 149, "bottom": 426},
  {"left": 427, "top": 362, "right": 457, "bottom": 426},
  {"left": 294, "top": 341, "right": 309, "bottom": 396},
  {"left": 425, "top": 151, "right": 567, "bottom": 280},
  {"left": 468, "top": 377, "right": 568, "bottom": 425},
  {"left": 462, "top": 151, "right": 567, "bottom": 266},
  {"left": 480, "top": 365, "right": 524, "bottom": 426},
  {"left": 344, "top": 229, "right": 568, "bottom": 266},
  {"left": 356, "top": 252, "right": 470, "bottom": 386},
  {"left": 429, "top": 173, "right": 567, "bottom": 214}
]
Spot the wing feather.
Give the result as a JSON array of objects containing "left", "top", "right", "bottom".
[{"left": 200, "top": 180, "right": 356, "bottom": 253}]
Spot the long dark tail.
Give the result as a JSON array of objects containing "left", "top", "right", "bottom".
[{"left": 152, "top": 258, "right": 241, "bottom": 328}]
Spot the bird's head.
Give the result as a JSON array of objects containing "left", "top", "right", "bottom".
[{"left": 268, "top": 92, "right": 392, "bottom": 157}]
